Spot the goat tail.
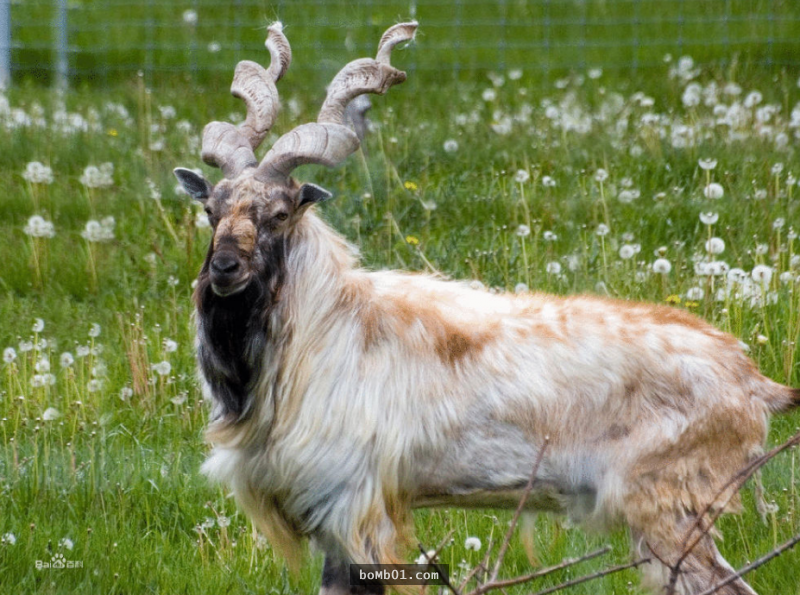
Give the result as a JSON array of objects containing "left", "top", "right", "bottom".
[{"left": 762, "top": 382, "right": 800, "bottom": 414}]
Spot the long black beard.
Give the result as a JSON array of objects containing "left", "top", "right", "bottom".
[{"left": 194, "top": 238, "right": 287, "bottom": 420}]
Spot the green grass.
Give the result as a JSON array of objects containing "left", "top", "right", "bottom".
[
  {"left": 1, "top": 53, "right": 800, "bottom": 594},
  {"left": 9, "top": 0, "right": 800, "bottom": 87}
]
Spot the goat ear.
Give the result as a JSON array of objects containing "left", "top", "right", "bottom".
[
  {"left": 173, "top": 167, "right": 212, "bottom": 201},
  {"left": 298, "top": 183, "right": 333, "bottom": 208}
]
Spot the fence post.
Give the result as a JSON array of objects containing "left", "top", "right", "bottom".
[
  {"left": 0, "top": 0, "right": 10, "bottom": 88},
  {"left": 55, "top": 0, "right": 68, "bottom": 88}
]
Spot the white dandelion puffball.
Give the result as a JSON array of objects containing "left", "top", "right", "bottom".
[
  {"left": 465, "top": 537, "right": 482, "bottom": 551},
  {"left": 595, "top": 223, "right": 610, "bottom": 237},
  {"left": 703, "top": 183, "right": 724, "bottom": 200},
  {"left": 652, "top": 258, "right": 672, "bottom": 274},
  {"left": 59, "top": 537, "right": 74, "bottom": 550},
  {"left": 514, "top": 169, "right": 530, "bottom": 183},
  {"left": 182, "top": 9, "right": 198, "bottom": 25},
  {"left": 514, "top": 283, "right": 529, "bottom": 294},
  {"left": 698, "top": 158, "right": 717, "bottom": 171},
  {"left": 81, "top": 218, "right": 115, "bottom": 242},
  {"left": 546, "top": 261, "right": 562, "bottom": 274},
  {"left": 699, "top": 212, "right": 719, "bottom": 225},
  {"left": 542, "top": 175, "right": 557, "bottom": 187},
  {"left": 152, "top": 361, "right": 171, "bottom": 376},
  {"left": 3, "top": 347, "right": 17, "bottom": 363},
  {"left": 618, "top": 189, "right": 640, "bottom": 204},
  {"left": 515, "top": 224, "right": 531, "bottom": 238},
  {"left": 443, "top": 139, "right": 459, "bottom": 153},
  {"left": 22, "top": 161, "right": 54, "bottom": 185},
  {"left": 79, "top": 163, "right": 114, "bottom": 189},
  {"left": 43, "top": 407, "right": 61, "bottom": 421},
  {"left": 594, "top": 168, "right": 609, "bottom": 183},
  {"left": 751, "top": 265, "right": 773, "bottom": 285},
  {"left": 619, "top": 244, "right": 636, "bottom": 260},
  {"left": 705, "top": 237, "right": 725, "bottom": 255},
  {"left": 24, "top": 215, "right": 56, "bottom": 239},
  {"left": 32, "top": 318, "right": 45, "bottom": 332},
  {"left": 686, "top": 287, "right": 705, "bottom": 300}
]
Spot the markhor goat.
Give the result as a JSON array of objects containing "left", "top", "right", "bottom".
[{"left": 174, "top": 22, "right": 799, "bottom": 595}]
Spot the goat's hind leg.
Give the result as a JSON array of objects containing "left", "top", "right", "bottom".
[
  {"left": 633, "top": 521, "right": 758, "bottom": 595},
  {"left": 320, "top": 555, "right": 384, "bottom": 595}
]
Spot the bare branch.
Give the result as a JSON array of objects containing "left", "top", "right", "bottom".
[
  {"left": 527, "top": 557, "right": 652, "bottom": 595},
  {"left": 471, "top": 547, "right": 611, "bottom": 595},
  {"left": 666, "top": 430, "right": 800, "bottom": 595},
  {"left": 694, "top": 532, "right": 800, "bottom": 595},
  {"left": 489, "top": 437, "right": 550, "bottom": 584}
]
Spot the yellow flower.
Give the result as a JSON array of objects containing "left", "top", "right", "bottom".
[
  {"left": 405, "top": 235, "right": 419, "bottom": 246},
  {"left": 404, "top": 181, "right": 418, "bottom": 191},
  {"left": 684, "top": 301, "right": 699, "bottom": 308},
  {"left": 665, "top": 294, "right": 681, "bottom": 305},
  {"left": 107, "top": 128, "right": 118, "bottom": 137}
]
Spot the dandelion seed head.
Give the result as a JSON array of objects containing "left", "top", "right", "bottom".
[
  {"left": 24, "top": 215, "right": 56, "bottom": 239},
  {"left": 686, "top": 287, "right": 704, "bottom": 301},
  {"left": 703, "top": 183, "right": 724, "bottom": 200},
  {"left": 546, "top": 261, "right": 562, "bottom": 274},
  {"left": 443, "top": 139, "right": 459, "bottom": 153},
  {"left": 182, "top": 9, "right": 198, "bottom": 25},
  {"left": 513, "top": 169, "right": 530, "bottom": 183},
  {"left": 464, "top": 537, "right": 482, "bottom": 551},
  {"left": 698, "top": 158, "right": 717, "bottom": 170},
  {"left": 515, "top": 224, "right": 531, "bottom": 238},
  {"left": 3, "top": 347, "right": 16, "bottom": 363},
  {"left": 152, "top": 361, "right": 171, "bottom": 376},
  {"left": 751, "top": 264, "right": 773, "bottom": 284},
  {"left": 43, "top": 407, "right": 61, "bottom": 421},
  {"left": 22, "top": 161, "right": 54, "bottom": 185},
  {"left": 699, "top": 212, "right": 719, "bottom": 225},
  {"left": 618, "top": 189, "right": 640, "bottom": 204},
  {"left": 58, "top": 538, "right": 74, "bottom": 550},
  {"left": 79, "top": 163, "right": 114, "bottom": 189},
  {"left": 652, "top": 258, "right": 672, "bottom": 274},
  {"left": 705, "top": 237, "right": 725, "bottom": 255}
]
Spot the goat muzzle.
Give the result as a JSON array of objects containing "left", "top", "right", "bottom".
[{"left": 210, "top": 252, "right": 250, "bottom": 297}]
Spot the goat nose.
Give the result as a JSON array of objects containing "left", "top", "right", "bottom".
[{"left": 212, "top": 255, "right": 240, "bottom": 275}]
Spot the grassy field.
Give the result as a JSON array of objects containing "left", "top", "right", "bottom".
[
  {"left": 10, "top": 0, "right": 800, "bottom": 86},
  {"left": 1, "top": 39, "right": 800, "bottom": 594}
]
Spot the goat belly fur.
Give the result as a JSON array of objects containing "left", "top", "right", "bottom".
[{"left": 197, "top": 212, "right": 793, "bottom": 567}]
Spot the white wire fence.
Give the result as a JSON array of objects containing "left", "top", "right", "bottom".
[{"left": 3, "top": 0, "right": 800, "bottom": 88}]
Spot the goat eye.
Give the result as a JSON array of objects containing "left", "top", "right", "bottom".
[{"left": 275, "top": 212, "right": 289, "bottom": 222}]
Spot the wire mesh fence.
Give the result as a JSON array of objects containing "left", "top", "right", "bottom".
[{"left": 4, "top": 0, "right": 800, "bottom": 88}]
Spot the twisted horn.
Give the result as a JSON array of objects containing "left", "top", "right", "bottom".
[
  {"left": 201, "top": 22, "right": 291, "bottom": 179},
  {"left": 256, "top": 21, "right": 417, "bottom": 183}
]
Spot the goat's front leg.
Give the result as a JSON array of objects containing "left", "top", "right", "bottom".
[{"left": 320, "top": 555, "right": 384, "bottom": 595}]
